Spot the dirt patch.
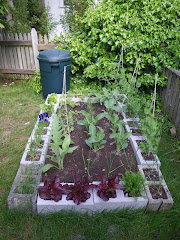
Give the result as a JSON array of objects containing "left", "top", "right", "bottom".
[
  {"left": 43, "top": 103, "right": 137, "bottom": 183},
  {"left": 143, "top": 168, "right": 160, "bottom": 181},
  {"left": 149, "top": 185, "right": 167, "bottom": 199}
]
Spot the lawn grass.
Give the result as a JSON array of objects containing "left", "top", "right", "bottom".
[{"left": 0, "top": 79, "right": 180, "bottom": 240}]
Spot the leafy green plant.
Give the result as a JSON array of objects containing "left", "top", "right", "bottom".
[
  {"left": 110, "top": 126, "right": 131, "bottom": 152},
  {"left": 42, "top": 135, "right": 78, "bottom": 172},
  {"left": 40, "top": 103, "right": 54, "bottom": 116},
  {"left": 109, "top": 113, "right": 126, "bottom": 133},
  {"left": 121, "top": 170, "right": 146, "bottom": 199},
  {"left": 56, "top": 0, "right": 180, "bottom": 91},
  {"left": 47, "top": 93, "right": 57, "bottom": 104},
  {"left": 85, "top": 123, "right": 106, "bottom": 152},
  {"left": 77, "top": 110, "right": 107, "bottom": 130},
  {"left": 29, "top": 69, "right": 42, "bottom": 94},
  {"left": 104, "top": 98, "right": 122, "bottom": 113},
  {"left": 59, "top": 96, "right": 77, "bottom": 108},
  {"left": 49, "top": 114, "right": 66, "bottom": 147},
  {"left": 140, "top": 106, "right": 162, "bottom": 155}
]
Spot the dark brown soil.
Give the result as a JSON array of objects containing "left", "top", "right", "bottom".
[
  {"left": 132, "top": 129, "right": 142, "bottom": 136},
  {"left": 143, "top": 168, "right": 160, "bottom": 181},
  {"left": 26, "top": 151, "right": 41, "bottom": 161},
  {"left": 149, "top": 185, "right": 168, "bottom": 199},
  {"left": 43, "top": 103, "right": 137, "bottom": 183}
]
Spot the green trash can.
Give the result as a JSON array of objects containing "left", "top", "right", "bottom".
[{"left": 37, "top": 49, "right": 72, "bottom": 99}]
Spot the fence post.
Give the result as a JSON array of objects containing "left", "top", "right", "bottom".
[{"left": 31, "top": 28, "right": 39, "bottom": 70}]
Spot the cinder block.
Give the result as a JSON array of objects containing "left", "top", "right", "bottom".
[
  {"left": 92, "top": 181, "right": 148, "bottom": 212},
  {"left": 20, "top": 136, "right": 49, "bottom": 171},
  {"left": 37, "top": 188, "right": 95, "bottom": 214},
  {"left": 93, "top": 189, "right": 148, "bottom": 211},
  {"left": 130, "top": 135, "right": 161, "bottom": 167},
  {"left": 7, "top": 169, "right": 41, "bottom": 212},
  {"left": 138, "top": 165, "right": 173, "bottom": 211}
]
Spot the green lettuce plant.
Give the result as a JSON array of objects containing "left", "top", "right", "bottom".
[
  {"left": 121, "top": 170, "right": 146, "bottom": 199},
  {"left": 47, "top": 93, "right": 58, "bottom": 104}
]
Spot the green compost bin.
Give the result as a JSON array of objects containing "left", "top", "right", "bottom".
[{"left": 37, "top": 49, "right": 72, "bottom": 99}]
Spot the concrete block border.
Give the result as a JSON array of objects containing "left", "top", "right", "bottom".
[
  {"left": 37, "top": 181, "right": 148, "bottom": 214},
  {"left": 7, "top": 168, "right": 41, "bottom": 213},
  {"left": 8, "top": 94, "right": 173, "bottom": 213},
  {"left": 138, "top": 165, "right": 173, "bottom": 211},
  {"left": 130, "top": 135, "right": 161, "bottom": 167}
]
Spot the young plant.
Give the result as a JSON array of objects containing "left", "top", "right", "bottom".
[
  {"left": 140, "top": 106, "right": 162, "bottom": 155},
  {"left": 121, "top": 170, "right": 146, "bottom": 199},
  {"left": 82, "top": 149, "right": 96, "bottom": 178},
  {"left": 49, "top": 114, "right": 65, "bottom": 147},
  {"left": 77, "top": 110, "right": 107, "bottom": 130},
  {"left": 109, "top": 112, "right": 126, "bottom": 133},
  {"left": 27, "top": 140, "right": 37, "bottom": 158},
  {"left": 40, "top": 103, "right": 54, "bottom": 116},
  {"left": 85, "top": 123, "right": 106, "bottom": 152},
  {"left": 42, "top": 135, "right": 78, "bottom": 173},
  {"left": 110, "top": 125, "right": 131, "bottom": 152},
  {"left": 106, "top": 152, "right": 123, "bottom": 177},
  {"left": 95, "top": 174, "right": 124, "bottom": 201},
  {"left": 104, "top": 98, "right": 122, "bottom": 114},
  {"left": 47, "top": 93, "right": 58, "bottom": 104}
]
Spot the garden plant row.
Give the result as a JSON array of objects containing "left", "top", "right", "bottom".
[{"left": 7, "top": 93, "right": 173, "bottom": 214}]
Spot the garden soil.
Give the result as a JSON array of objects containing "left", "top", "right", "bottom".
[{"left": 43, "top": 103, "right": 137, "bottom": 183}]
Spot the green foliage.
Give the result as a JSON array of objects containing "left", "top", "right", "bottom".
[
  {"left": 27, "top": 140, "right": 37, "bottom": 158},
  {"left": 77, "top": 110, "right": 107, "bottom": 130},
  {"left": 35, "top": 120, "right": 48, "bottom": 147},
  {"left": 0, "top": 0, "right": 10, "bottom": 28},
  {"left": 110, "top": 125, "right": 131, "bottom": 152},
  {"left": 10, "top": 0, "right": 56, "bottom": 35},
  {"left": 121, "top": 170, "right": 146, "bottom": 198},
  {"left": 60, "top": 0, "right": 91, "bottom": 32},
  {"left": 40, "top": 103, "right": 54, "bottom": 116},
  {"left": 140, "top": 106, "right": 162, "bottom": 154},
  {"left": 42, "top": 134, "right": 78, "bottom": 172},
  {"left": 56, "top": 0, "right": 180, "bottom": 89},
  {"left": 47, "top": 93, "right": 58, "bottom": 104},
  {"left": 30, "top": 69, "right": 42, "bottom": 94},
  {"left": 85, "top": 123, "right": 106, "bottom": 152}
]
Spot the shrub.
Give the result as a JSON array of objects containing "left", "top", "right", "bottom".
[{"left": 56, "top": 0, "right": 180, "bottom": 89}]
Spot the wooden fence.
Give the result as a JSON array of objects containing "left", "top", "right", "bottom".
[
  {"left": 161, "top": 67, "right": 180, "bottom": 136},
  {"left": 0, "top": 28, "right": 57, "bottom": 79}
]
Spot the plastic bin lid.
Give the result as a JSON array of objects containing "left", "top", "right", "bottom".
[{"left": 37, "top": 49, "right": 72, "bottom": 62}]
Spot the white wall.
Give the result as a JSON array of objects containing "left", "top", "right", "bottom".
[{"left": 45, "top": 0, "right": 66, "bottom": 37}]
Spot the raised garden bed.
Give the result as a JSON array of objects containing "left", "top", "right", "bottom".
[{"left": 8, "top": 94, "right": 173, "bottom": 213}]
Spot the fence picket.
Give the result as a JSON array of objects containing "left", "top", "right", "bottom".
[
  {"left": 15, "top": 33, "right": 23, "bottom": 69},
  {"left": 162, "top": 67, "right": 180, "bottom": 136},
  {"left": 0, "top": 28, "right": 57, "bottom": 77}
]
